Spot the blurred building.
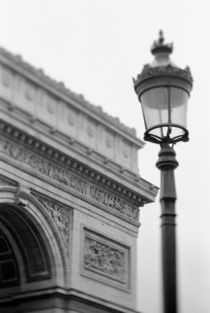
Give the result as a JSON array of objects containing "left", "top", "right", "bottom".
[{"left": 0, "top": 47, "right": 157, "bottom": 313}]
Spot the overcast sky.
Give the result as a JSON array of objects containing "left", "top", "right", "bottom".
[{"left": 0, "top": 1, "right": 210, "bottom": 313}]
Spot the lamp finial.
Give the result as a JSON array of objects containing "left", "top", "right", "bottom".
[
  {"left": 158, "top": 30, "right": 164, "bottom": 45},
  {"left": 151, "top": 30, "right": 173, "bottom": 55}
]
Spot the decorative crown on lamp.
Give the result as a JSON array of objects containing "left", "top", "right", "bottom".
[{"left": 133, "top": 31, "right": 193, "bottom": 144}]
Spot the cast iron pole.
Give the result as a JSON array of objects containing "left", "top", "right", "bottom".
[{"left": 156, "top": 144, "right": 178, "bottom": 313}]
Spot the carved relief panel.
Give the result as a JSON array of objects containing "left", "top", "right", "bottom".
[
  {"left": 81, "top": 227, "right": 130, "bottom": 291},
  {"left": 33, "top": 193, "right": 72, "bottom": 249}
]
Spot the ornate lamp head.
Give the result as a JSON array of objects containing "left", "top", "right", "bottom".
[{"left": 133, "top": 31, "right": 193, "bottom": 145}]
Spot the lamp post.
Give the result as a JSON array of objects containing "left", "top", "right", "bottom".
[{"left": 133, "top": 31, "right": 193, "bottom": 313}]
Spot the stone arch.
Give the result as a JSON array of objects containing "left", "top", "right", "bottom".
[{"left": 0, "top": 186, "right": 68, "bottom": 296}]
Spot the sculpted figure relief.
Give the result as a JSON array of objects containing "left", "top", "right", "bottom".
[
  {"left": 84, "top": 236, "right": 125, "bottom": 282},
  {"left": 35, "top": 195, "right": 71, "bottom": 248}
]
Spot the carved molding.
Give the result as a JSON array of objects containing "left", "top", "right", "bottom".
[
  {"left": 34, "top": 194, "right": 71, "bottom": 248},
  {"left": 0, "top": 174, "right": 18, "bottom": 186},
  {"left": 0, "top": 133, "right": 145, "bottom": 224},
  {"left": 82, "top": 228, "right": 130, "bottom": 290}
]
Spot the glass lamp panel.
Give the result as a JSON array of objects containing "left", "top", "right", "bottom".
[
  {"left": 141, "top": 87, "right": 169, "bottom": 130},
  {"left": 169, "top": 125, "right": 185, "bottom": 139},
  {"left": 170, "top": 87, "right": 189, "bottom": 128}
]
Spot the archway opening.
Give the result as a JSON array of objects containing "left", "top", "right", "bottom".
[{"left": 0, "top": 204, "right": 52, "bottom": 298}]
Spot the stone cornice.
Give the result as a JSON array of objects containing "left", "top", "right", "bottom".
[
  {"left": 0, "top": 120, "right": 157, "bottom": 223},
  {"left": 0, "top": 46, "right": 140, "bottom": 140},
  {"left": 0, "top": 101, "right": 139, "bottom": 182}
]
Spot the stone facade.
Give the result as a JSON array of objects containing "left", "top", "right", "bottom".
[{"left": 0, "top": 47, "right": 157, "bottom": 313}]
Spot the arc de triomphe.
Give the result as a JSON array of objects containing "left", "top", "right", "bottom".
[{"left": 0, "top": 47, "right": 157, "bottom": 313}]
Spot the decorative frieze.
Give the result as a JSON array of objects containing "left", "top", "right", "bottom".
[
  {"left": 0, "top": 135, "right": 140, "bottom": 223},
  {"left": 82, "top": 228, "right": 130, "bottom": 289},
  {"left": 89, "top": 186, "right": 139, "bottom": 220},
  {"left": 34, "top": 194, "right": 71, "bottom": 248}
]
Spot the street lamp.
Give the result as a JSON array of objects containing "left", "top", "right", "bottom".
[{"left": 133, "top": 31, "right": 193, "bottom": 313}]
